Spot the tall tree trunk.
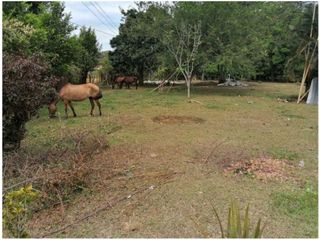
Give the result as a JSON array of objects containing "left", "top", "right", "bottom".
[
  {"left": 138, "top": 64, "right": 144, "bottom": 86},
  {"left": 80, "top": 71, "right": 88, "bottom": 84},
  {"left": 218, "top": 64, "right": 225, "bottom": 83},
  {"left": 186, "top": 77, "right": 191, "bottom": 98}
]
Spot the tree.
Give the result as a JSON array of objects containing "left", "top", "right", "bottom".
[
  {"left": 2, "top": 1, "right": 82, "bottom": 150},
  {"left": 3, "top": 54, "right": 56, "bottom": 150},
  {"left": 110, "top": 3, "right": 166, "bottom": 85},
  {"left": 98, "top": 51, "right": 113, "bottom": 85},
  {"left": 164, "top": 22, "right": 202, "bottom": 98},
  {"left": 77, "top": 27, "right": 100, "bottom": 84}
]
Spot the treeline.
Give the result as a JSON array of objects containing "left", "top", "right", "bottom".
[
  {"left": 110, "top": 2, "right": 318, "bottom": 83},
  {"left": 3, "top": 2, "right": 101, "bottom": 83},
  {"left": 3, "top": 2, "right": 100, "bottom": 149}
]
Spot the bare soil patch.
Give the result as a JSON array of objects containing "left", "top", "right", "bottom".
[
  {"left": 223, "top": 156, "right": 295, "bottom": 181},
  {"left": 152, "top": 115, "right": 205, "bottom": 124}
]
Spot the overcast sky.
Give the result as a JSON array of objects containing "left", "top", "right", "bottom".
[{"left": 64, "top": 1, "right": 136, "bottom": 51}]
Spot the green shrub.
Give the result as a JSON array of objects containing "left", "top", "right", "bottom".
[
  {"left": 3, "top": 185, "right": 39, "bottom": 238},
  {"left": 3, "top": 53, "right": 57, "bottom": 150}
]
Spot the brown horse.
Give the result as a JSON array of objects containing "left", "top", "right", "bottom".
[
  {"left": 48, "top": 83, "right": 102, "bottom": 118},
  {"left": 124, "top": 76, "right": 138, "bottom": 89},
  {"left": 112, "top": 76, "right": 138, "bottom": 89},
  {"left": 112, "top": 76, "right": 125, "bottom": 89}
]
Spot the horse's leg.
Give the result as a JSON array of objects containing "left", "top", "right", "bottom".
[
  {"left": 89, "top": 98, "right": 95, "bottom": 116},
  {"left": 94, "top": 99, "right": 102, "bottom": 116},
  {"left": 63, "top": 100, "right": 69, "bottom": 118},
  {"left": 68, "top": 101, "right": 77, "bottom": 117}
]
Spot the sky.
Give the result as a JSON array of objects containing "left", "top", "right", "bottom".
[{"left": 64, "top": 1, "right": 137, "bottom": 51}]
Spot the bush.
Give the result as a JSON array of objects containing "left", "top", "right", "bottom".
[
  {"left": 3, "top": 53, "right": 57, "bottom": 150},
  {"left": 3, "top": 185, "right": 39, "bottom": 238}
]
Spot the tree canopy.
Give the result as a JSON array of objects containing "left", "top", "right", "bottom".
[{"left": 110, "top": 2, "right": 318, "bottom": 84}]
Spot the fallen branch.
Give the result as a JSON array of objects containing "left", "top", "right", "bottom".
[
  {"left": 106, "top": 126, "right": 122, "bottom": 135},
  {"left": 187, "top": 99, "right": 204, "bottom": 105},
  {"left": 151, "top": 71, "right": 178, "bottom": 92},
  {"left": 204, "top": 140, "right": 227, "bottom": 163},
  {"left": 41, "top": 182, "right": 171, "bottom": 237}
]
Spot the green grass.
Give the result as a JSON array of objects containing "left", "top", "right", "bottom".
[
  {"left": 272, "top": 187, "right": 317, "bottom": 218},
  {"left": 271, "top": 186, "right": 318, "bottom": 236},
  {"left": 268, "top": 147, "right": 299, "bottom": 161}
]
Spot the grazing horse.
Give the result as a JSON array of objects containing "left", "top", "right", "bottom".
[
  {"left": 124, "top": 76, "right": 138, "bottom": 89},
  {"left": 48, "top": 83, "right": 102, "bottom": 118}
]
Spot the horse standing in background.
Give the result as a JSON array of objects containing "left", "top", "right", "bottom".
[
  {"left": 112, "top": 76, "right": 138, "bottom": 89},
  {"left": 112, "top": 76, "right": 125, "bottom": 89},
  {"left": 48, "top": 83, "right": 102, "bottom": 118},
  {"left": 124, "top": 76, "right": 138, "bottom": 89}
]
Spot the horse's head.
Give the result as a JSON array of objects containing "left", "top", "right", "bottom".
[{"left": 48, "top": 101, "right": 57, "bottom": 118}]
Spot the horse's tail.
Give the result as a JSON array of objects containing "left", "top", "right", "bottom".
[{"left": 92, "top": 90, "right": 103, "bottom": 100}]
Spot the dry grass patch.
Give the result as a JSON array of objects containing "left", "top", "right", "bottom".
[{"left": 3, "top": 130, "right": 109, "bottom": 211}]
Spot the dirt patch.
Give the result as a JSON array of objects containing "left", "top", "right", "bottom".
[
  {"left": 223, "top": 156, "right": 295, "bottom": 181},
  {"left": 152, "top": 115, "right": 205, "bottom": 124}
]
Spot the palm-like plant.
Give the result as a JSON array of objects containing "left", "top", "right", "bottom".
[{"left": 212, "top": 200, "right": 265, "bottom": 238}]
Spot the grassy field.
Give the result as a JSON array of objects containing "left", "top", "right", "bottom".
[{"left": 20, "top": 81, "right": 317, "bottom": 237}]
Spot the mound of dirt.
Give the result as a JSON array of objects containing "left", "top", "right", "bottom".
[
  {"left": 223, "top": 157, "right": 294, "bottom": 181},
  {"left": 152, "top": 115, "right": 205, "bottom": 124}
]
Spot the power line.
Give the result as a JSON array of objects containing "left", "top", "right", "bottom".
[
  {"left": 90, "top": 2, "right": 118, "bottom": 31},
  {"left": 81, "top": 1, "right": 118, "bottom": 35},
  {"left": 71, "top": 21, "right": 115, "bottom": 37},
  {"left": 93, "top": 1, "right": 119, "bottom": 30}
]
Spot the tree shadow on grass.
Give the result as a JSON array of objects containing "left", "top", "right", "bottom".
[{"left": 167, "top": 81, "right": 254, "bottom": 97}]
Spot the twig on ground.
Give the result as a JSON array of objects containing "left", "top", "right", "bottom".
[
  {"left": 187, "top": 99, "right": 204, "bottom": 105},
  {"left": 106, "top": 126, "right": 122, "bottom": 135},
  {"left": 204, "top": 140, "right": 227, "bottom": 163},
  {"left": 3, "top": 177, "right": 39, "bottom": 194},
  {"left": 41, "top": 184, "right": 159, "bottom": 237}
]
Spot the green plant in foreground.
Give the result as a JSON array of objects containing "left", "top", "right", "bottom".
[
  {"left": 3, "top": 185, "right": 39, "bottom": 238},
  {"left": 212, "top": 200, "right": 265, "bottom": 238}
]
